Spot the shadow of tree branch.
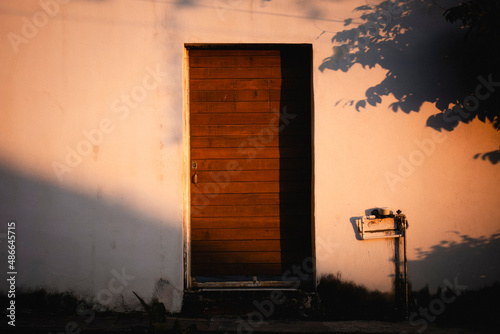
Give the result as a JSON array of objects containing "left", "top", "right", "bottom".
[
  {"left": 409, "top": 231, "right": 500, "bottom": 291},
  {"left": 320, "top": 0, "right": 500, "bottom": 160}
]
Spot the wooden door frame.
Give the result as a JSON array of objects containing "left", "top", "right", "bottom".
[{"left": 182, "top": 43, "right": 315, "bottom": 291}]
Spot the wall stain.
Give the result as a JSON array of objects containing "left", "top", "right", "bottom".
[{"left": 93, "top": 145, "right": 99, "bottom": 161}]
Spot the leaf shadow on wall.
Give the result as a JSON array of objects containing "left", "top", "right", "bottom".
[
  {"left": 319, "top": 0, "right": 500, "bottom": 162},
  {"left": 408, "top": 231, "right": 500, "bottom": 292}
]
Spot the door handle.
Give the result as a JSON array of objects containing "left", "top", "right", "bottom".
[{"left": 192, "top": 172, "right": 198, "bottom": 184}]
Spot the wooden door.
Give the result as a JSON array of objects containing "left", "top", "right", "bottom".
[{"left": 189, "top": 46, "right": 312, "bottom": 282}]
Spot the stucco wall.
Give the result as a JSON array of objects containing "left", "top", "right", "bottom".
[{"left": 0, "top": 0, "right": 499, "bottom": 312}]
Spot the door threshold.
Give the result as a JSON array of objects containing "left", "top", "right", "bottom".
[
  {"left": 196, "top": 287, "right": 299, "bottom": 291},
  {"left": 190, "top": 279, "right": 312, "bottom": 290},
  {"left": 191, "top": 281, "right": 302, "bottom": 291}
]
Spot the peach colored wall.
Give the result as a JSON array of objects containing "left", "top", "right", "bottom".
[{"left": 0, "top": 0, "right": 499, "bottom": 312}]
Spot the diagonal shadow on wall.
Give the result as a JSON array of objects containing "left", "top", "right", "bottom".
[{"left": 0, "top": 162, "right": 182, "bottom": 312}]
